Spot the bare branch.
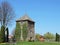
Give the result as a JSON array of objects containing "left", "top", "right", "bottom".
[{"left": 0, "top": 1, "right": 15, "bottom": 27}]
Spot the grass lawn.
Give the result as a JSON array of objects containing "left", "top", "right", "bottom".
[
  {"left": 17, "top": 42, "right": 60, "bottom": 45},
  {"left": 0, "top": 42, "right": 60, "bottom": 45}
]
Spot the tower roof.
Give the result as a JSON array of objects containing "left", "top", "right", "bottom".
[{"left": 16, "top": 14, "right": 34, "bottom": 22}]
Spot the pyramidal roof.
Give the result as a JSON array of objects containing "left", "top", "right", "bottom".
[{"left": 16, "top": 14, "right": 34, "bottom": 22}]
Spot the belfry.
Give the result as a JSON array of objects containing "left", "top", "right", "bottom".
[{"left": 16, "top": 14, "right": 35, "bottom": 41}]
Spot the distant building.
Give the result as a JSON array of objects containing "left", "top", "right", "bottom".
[
  {"left": 8, "top": 35, "right": 13, "bottom": 42},
  {"left": 16, "top": 14, "right": 35, "bottom": 41},
  {"left": 39, "top": 35, "right": 45, "bottom": 42}
]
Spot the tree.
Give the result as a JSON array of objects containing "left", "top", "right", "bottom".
[
  {"left": 44, "top": 32, "right": 55, "bottom": 41},
  {"left": 0, "top": 1, "right": 15, "bottom": 42},
  {"left": 55, "top": 33, "right": 60, "bottom": 42},
  {"left": 14, "top": 22, "right": 28, "bottom": 41},
  {"left": 5, "top": 27, "right": 9, "bottom": 42},
  {"left": 35, "top": 33, "right": 40, "bottom": 41},
  {"left": 0, "top": 29, "right": 2, "bottom": 43},
  {"left": 0, "top": 25, "right": 5, "bottom": 42},
  {"left": 0, "top": 1, "right": 15, "bottom": 27},
  {"left": 14, "top": 22, "right": 21, "bottom": 42},
  {"left": 23, "top": 22, "right": 28, "bottom": 41}
]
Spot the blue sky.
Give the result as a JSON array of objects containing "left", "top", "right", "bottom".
[{"left": 0, "top": 0, "right": 60, "bottom": 35}]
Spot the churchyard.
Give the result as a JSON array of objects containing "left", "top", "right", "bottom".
[{"left": 0, "top": 0, "right": 60, "bottom": 45}]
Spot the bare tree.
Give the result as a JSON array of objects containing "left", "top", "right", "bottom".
[{"left": 0, "top": 1, "right": 15, "bottom": 27}]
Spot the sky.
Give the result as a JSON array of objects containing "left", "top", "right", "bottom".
[{"left": 0, "top": 0, "right": 60, "bottom": 35}]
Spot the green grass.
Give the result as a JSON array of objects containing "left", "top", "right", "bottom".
[
  {"left": 17, "top": 42, "right": 60, "bottom": 45},
  {"left": 0, "top": 42, "right": 60, "bottom": 45}
]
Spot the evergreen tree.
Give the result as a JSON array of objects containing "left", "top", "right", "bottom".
[
  {"left": 55, "top": 33, "right": 57, "bottom": 41},
  {"left": 0, "top": 25, "right": 5, "bottom": 42},
  {"left": 55, "top": 33, "right": 59, "bottom": 42},
  {"left": 5, "top": 28, "right": 9, "bottom": 42},
  {"left": 23, "top": 22, "right": 28, "bottom": 41},
  {"left": 14, "top": 22, "right": 21, "bottom": 42},
  {"left": 0, "top": 30, "right": 2, "bottom": 42}
]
